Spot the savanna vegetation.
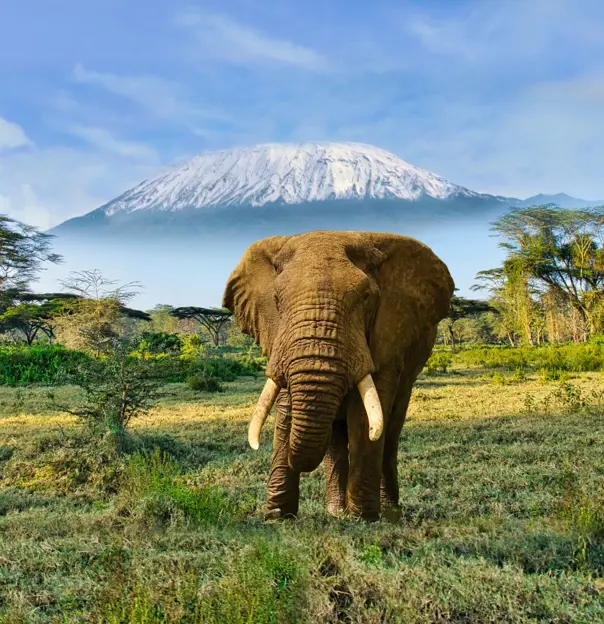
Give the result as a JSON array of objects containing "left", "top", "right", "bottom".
[{"left": 0, "top": 206, "right": 603, "bottom": 622}]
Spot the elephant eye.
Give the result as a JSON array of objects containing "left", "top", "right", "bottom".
[{"left": 274, "top": 293, "right": 280, "bottom": 311}]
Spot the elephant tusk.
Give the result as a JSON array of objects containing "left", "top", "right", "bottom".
[
  {"left": 357, "top": 374, "right": 384, "bottom": 442},
  {"left": 248, "top": 377, "right": 280, "bottom": 450}
]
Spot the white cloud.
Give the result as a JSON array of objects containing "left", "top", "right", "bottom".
[
  {"left": 174, "top": 8, "right": 325, "bottom": 70},
  {"left": 0, "top": 116, "right": 32, "bottom": 150},
  {"left": 0, "top": 145, "right": 161, "bottom": 229},
  {"left": 405, "top": 0, "right": 603, "bottom": 68},
  {"left": 72, "top": 63, "right": 231, "bottom": 128},
  {"left": 67, "top": 125, "right": 158, "bottom": 160},
  {"left": 73, "top": 64, "right": 186, "bottom": 118}
]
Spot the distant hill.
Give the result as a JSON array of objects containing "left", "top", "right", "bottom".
[{"left": 515, "top": 193, "right": 603, "bottom": 209}]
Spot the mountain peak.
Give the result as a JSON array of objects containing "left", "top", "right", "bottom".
[{"left": 101, "top": 141, "right": 476, "bottom": 216}]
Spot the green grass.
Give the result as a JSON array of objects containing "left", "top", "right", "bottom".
[{"left": 0, "top": 366, "right": 603, "bottom": 622}]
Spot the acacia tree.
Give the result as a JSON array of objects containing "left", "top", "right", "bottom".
[
  {"left": 0, "top": 293, "right": 79, "bottom": 344},
  {"left": 488, "top": 205, "right": 604, "bottom": 340},
  {"left": 169, "top": 307, "right": 232, "bottom": 347},
  {"left": 473, "top": 261, "right": 543, "bottom": 346},
  {"left": 54, "top": 270, "right": 150, "bottom": 354},
  {"left": 443, "top": 294, "right": 496, "bottom": 349},
  {"left": 0, "top": 214, "right": 62, "bottom": 303}
]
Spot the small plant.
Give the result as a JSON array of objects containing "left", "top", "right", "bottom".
[
  {"left": 56, "top": 340, "right": 166, "bottom": 438},
  {"left": 512, "top": 366, "right": 527, "bottom": 382},
  {"left": 360, "top": 543, "right": 383, "bottom": 567},
  {"left": 186, "top": 372, "right": 224, "bottom": 393},
  {"left": 522, "top": 392, "right": 537, "bottom": 414},
  {"left": 425, "top": 351, "right": 453, "bottom": 375},
  {"left": 490, "top": 371, "right": 510, "bottom": 386},
  {"left": 539, "top": 367, "right": 569, "bottom": 383},
  {"left": 552, "top": 382, "right": 587, "bottom": 413},
  {"left": 559, "top": 463, "right": 604, "bottom": 572}
]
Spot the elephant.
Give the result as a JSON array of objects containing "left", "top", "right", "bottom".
[{"left": 222, "top": 230, "right": 454, "bottom": 521}]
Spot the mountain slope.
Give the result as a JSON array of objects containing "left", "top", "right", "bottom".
[
  {"left": 51, "top": 142, "right": 512, "bottom": 240},
  {"left": 100, "top": 142, "right": 480, "bottom": 216}
]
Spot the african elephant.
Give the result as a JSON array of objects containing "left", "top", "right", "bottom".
[{"left": 223, "top": 231, "right": 454, "bottom": 521}]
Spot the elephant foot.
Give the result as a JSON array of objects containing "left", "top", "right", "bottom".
[
  {"left": 346, "top": 499, "right": 381, "bottom": 522},
  {"left": 264, "top": 507, "right": 297, "bottom": 522},
  {"left": 327, "top": 502, "right": 346, "bottom": 518}
]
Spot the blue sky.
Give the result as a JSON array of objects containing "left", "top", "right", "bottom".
[{"left": 2, "top": 0, "right": 604, "bottom": 230}]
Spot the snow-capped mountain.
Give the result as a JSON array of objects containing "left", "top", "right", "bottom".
[
  {"left": 50, "top": 141, "right": 543, "bottom": 242},
  {"left": 100, "top": 142, "right": 478, "bottom": 217}
]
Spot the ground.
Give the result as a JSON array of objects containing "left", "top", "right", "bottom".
[{"left": 0, "top": 365, "right": 603, "bottom": 622}]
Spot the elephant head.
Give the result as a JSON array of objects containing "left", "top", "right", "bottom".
[{"left": 223, "top": 231, "right": 454, "bottom": 474}]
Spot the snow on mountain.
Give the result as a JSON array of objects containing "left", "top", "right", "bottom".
[{"left": 101, "top": 142, "right": 478, "bottom": 216}]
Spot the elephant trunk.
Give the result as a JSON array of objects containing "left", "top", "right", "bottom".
[{"left": 287, "top": 361, "right": 347, "bottom": 473}]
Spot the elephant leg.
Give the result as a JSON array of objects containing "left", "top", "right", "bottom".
[
  {"left": 324, "top": 415, "right": 349, "bottom": 517},
  {"left": 265, "top": 390, "right": 300, "bottom": 520},
  {"left": 380, "top": 383, "right": 413, "bottom": 512},
  {"left": 381, "top": 332, "right": 438, "bottom": 516},
  {"left": 346, "top": 369, "right": 399, "bottom": 521}
]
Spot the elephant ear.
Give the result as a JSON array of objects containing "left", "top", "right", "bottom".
[
  {"left": 363, "top": 233, "right": 455, "bottom": 363},
  {"left": 222, "top": 236, "right": 289, "bottom": 356}
]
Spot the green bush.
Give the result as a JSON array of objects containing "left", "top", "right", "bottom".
[
  {"left": 186, "top": 373, "right": 224, "bottom": 393},
  {"left": 425, "top": 351, "right": 453, "bottom": 375},
  {"left": 0, "top": 344, "right": 91, "bottom": 386},
  {"left": 57, "top": 343, "right": 166, "bottom": 437},
  {"left": 456, "top": 346, "right": 529, "bottom": 370},
  {"left": 455, "top": 343, "right": 604, "bottom": 373},
  {"left": 190, "top": 356, "right": 262, "bottom": 382},
  {"left": 135, "top": 331, "right": 182, "bottom": 356}
]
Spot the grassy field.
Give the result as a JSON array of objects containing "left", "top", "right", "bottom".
[{"left": 1, "top": 363, "right": 603, "bottom": 622}]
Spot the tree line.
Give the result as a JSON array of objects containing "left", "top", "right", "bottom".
[
  {"left": 1, "top": 204, "right": 603, "bottom": 351},
  {"left": 441, "top": 205, "right": 603, "bottom": 347}
]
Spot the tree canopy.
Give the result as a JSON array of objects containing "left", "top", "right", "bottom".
[
  {"left": 170, "top": 307, "right": 232, "bottom": 346},
  {"left": 0, "top": 293, "right": 79, "bottom": 344},
  {"left": 0, "top": 214, "right": 62, "bottom": 294},
  {"left": 474, "top": 204, "right": 604, "bottom": 343}
]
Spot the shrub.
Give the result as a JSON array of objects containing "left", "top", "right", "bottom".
[
  {"left": 425, "top": 351, "right": 453, "bottom": 375},
  {"left": 136, "top": 331, "right": 182, "bottom": 356},
  {"left": 56, "top": 341, "right": 166, "bottom": 437},
  {"left": 180, "top": 334, "right": 208, "bottom": 359},
  {"left": 0, "top": 344, "right": 90, "bottom": 386},
  {"left": 186, "top": 372, "right": 224, "bottom": 393},
  {"left": 189, "top": 356, "right": 262, "bottom": 382}
]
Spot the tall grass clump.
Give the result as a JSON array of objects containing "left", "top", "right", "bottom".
[
  {"left": 114, "top": 448, "right": 253, "bottom": 528},
  {"left": 559, "top": 463, "right": 604, "bottom": 573}
]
